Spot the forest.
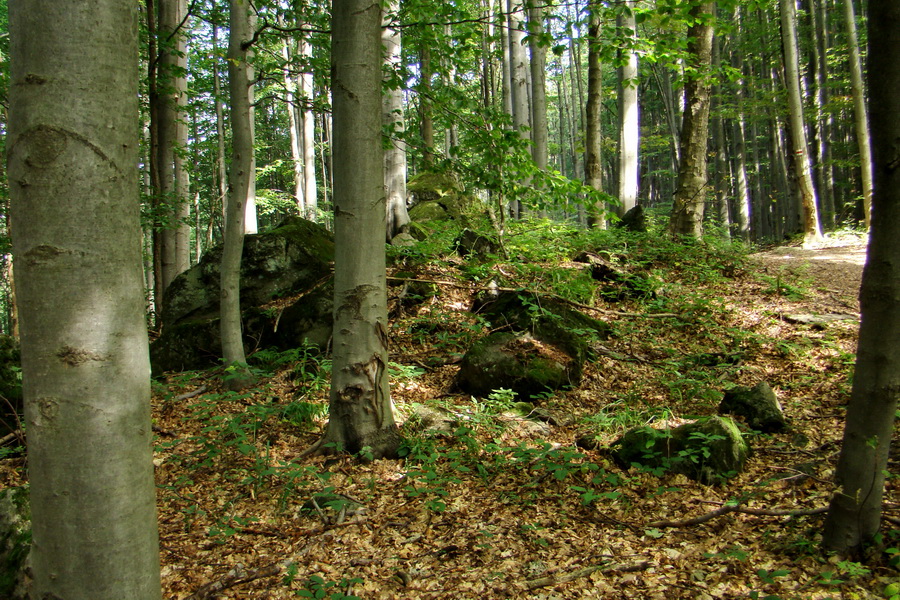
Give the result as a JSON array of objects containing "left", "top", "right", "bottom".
[{"left": 0, "top": 0, "right": 898, "bottom": 598}]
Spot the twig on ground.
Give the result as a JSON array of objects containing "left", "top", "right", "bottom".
[{"left": 523, "top": 560, "right": 650, "bottom": 590}]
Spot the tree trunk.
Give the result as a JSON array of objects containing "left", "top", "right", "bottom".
[
  {"left": 584, "top": 0, "right": 605, "bottom": 228},
  {"left": 669, "top": 2, "right": 715, "bottom": 239},
  {"left": 617, "top": 0, "right": 640, "bottom": 215},
  {"left": 729, "top": 5, "right": 753, "bottom": 241},
  {"left": 212, "top": 24, "right": 228, "bottom": 234},
  {"left": 220, "top": 0, "right": 256, "bottom": 385},
  {"left": 508, "top": 0, "right": 530, "bottom": 218},
  {"left": 383, "top": 0, "right": 410, "bottom": 242},
  {"left": 156, "top": 0, "right": 191, "bottom": 292},
  {"left": 321, "top": 0, "right": 400, "bottom": 458},
  {"left": 419, "top": 42, "right": 435, "bottom": 168},
  {"left": 299, "top": 35, "right": 318, "bottom": 221},
  {"left": 842, "top": 0, "right": 874, "bottom": 228},
  {"left": 282, "top": 32, "right": 306, "bottom": 216},
  {"left": 823, "top": 0, "right": 900, "bottom": 554},
  {"left": 780, "top": 0, "right": 824, "bottom": 245},
  {"left": 527, "top": 2, "right": 548, "bottom": 175},
  {"left": 8, "top": 1, "right": 162, "bottom": 596}
]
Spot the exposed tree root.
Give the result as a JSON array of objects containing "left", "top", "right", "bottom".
[
  {"left": 646, "top": 501, "right": 829, "bottom": 529},
  {"left": 523, "top": 560, "right": 650, "bottom": 590}
]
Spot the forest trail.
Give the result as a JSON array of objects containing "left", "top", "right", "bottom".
[{"left": 751, "top": 233, "right": 868, "bottom": 316}]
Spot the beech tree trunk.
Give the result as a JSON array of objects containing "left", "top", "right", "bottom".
[
  {"left": 220, "top": 0, "right": 256, "bottom": 384},
  {"left": 156, "top": 0, "right": 191, "bottom": 292},
  {"left": 383, "top": 0, "right": 410, "bottom": 242},
  {"left": 8, "top": 1, "right": 162, "bottom": 596},
  {"left": 617, "top": 0, "right": 640, "bottom": 215},
  {"left": 527, "top": 2, "right": 548, "bottom": 175},
  {"left": 508, "top": 0, "right": 530, "bottom": 219},
  {"left": 669, "top": 2, "right": 715, "bottom": 239},
  {"left": 584, "top": 0, "right": 605, "bottom": 228},
  {"left": 321, "top": 0, "right": 400, "bottom": 458},
  {"left": 842, "top": 0, "right": 873, "bottom": 228},
  {"left": 823, "top": 0, "right": 900, "bottom": 555},
  {"left": 780, "top": 0, "right": 823, "bottom": 245}
]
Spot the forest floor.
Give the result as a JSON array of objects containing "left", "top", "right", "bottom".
[{"left": 2, "top": 226, "right": 895, "bottom": 600}]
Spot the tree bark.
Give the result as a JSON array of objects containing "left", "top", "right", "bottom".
[
  {"left": 779, "top": 0, "right": 823, "bottom": 245},
  {"left": 8, "top": 1, "right": 162, "bottom": 596},
  {"left": 156, "top": 0, "right": 191, "bottom": 292},
  {"left": 527, "top": 2, "right": 548, "bottom": 175},
  {"left": 669, "top": 2, "right": 715, "bottom": 239},
  {"left": 322, "top": 0, "right": 400, "bottom": 458},
  {"left": 584, "top": 0, "right": 605, "bottom": 228},
  {"left": 508, "top": 0, "right": 530, "bottom": 218},
  {"left": 823, "top": 0, "right": 900, "bottom": 554},
  {"left": 383, "top": 0, "right": 410, "bottom": 242},
  {"left": 842, "top": 0, "right": 873, "bottom": 228},
  {"left": 617, "top": 0, "right": 640, "bottom": 215},
  {"left": 220, "top": 0, "right": 256, "bottom": 385}
]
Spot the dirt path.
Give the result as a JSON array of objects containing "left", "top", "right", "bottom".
[{"left": 751, "top": 233, "right": 868, "bottom": 315}]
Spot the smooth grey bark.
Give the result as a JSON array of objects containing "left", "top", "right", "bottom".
[
  {"left": 779, "top": 0, "right": 823, "bottom": 245},
  {"left": 383, "top": 0, "right": 410, "bottom": 241},
  {"left": 584, "top": 0, "right": 605, "bottom": 228},
  {"left": 282, "top": 32, "right": 306, "bottom": 216},
  {"left": 156, "top": 0, "right": 191, "bottom": 292},
  {"left": 507, "top": 0, "right": 530, "bottom": 218},
  {"left": 527, "top": 3, "right": 548, "bottom": 174},
  {"left": 299, "top": 35, "right": 318, "bottom": 222},
  {"left": 729, "top": 5, "right": 752, "bottom": 241},
  {"left": 318, "top": 0, "right": 400, "bottom": 458},
  {"left": 808, "top": 0, "right": 835, "bottom": 228},
  {"left": 220, "top": 0, "right": 256, "bottom": 384},
  {"left": 212, "top": 24, "right": 228, "bottom": 232},
  {"left": 617, "top": 0, "right": 640, "bottom": 215},
  {"left": 823, "top": 0, "right": 900, "bottom": 554},
  {"left": 8, "top": 1, "right": 162, "bottom": 597},
  {"left": 418, "top": 41, "right": 435, "bottom": 168},
  {"left": 669, "top": 2, "right": 715, "bottom": 239},
  {"left": 842, "top": 0, "right": 873, "bottom": 228}
]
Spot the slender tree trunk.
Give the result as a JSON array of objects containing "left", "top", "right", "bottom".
[
  {"left": 842, "top": 0, "right": 874, "bottom": 228},
  {"left": 617, "top": 0, "right": 640, "bottom": 214},
  {"left": 780, "top": 0, "right": 824, "bottom": 245},
  {"left": 499, "top": 0, "right": 513, "bottom": 116},
  {"left": 808, "top": 0, "right": 835, "bottom": 229},
  {"left": 156, "top": 0, "right": 191, "bottom": 292},
  {"left": 508, "top": 0, "right": 530, "bottom": 218},
  {"left": 585, "top": 0, "right": 605, "bottom": 228},
  {"left": 319, "top": 0, "right": 400, "bottom": 458},
  {"left": 729, "top": 5, "right": 753, "bottom": 241},
  {"left": 669, "top": 2, "right": 715, "bottom": 239},
  {"left": 212, "top": 24, "right": 228, "bottom": 234},
  {"left": 383, "top": 0, "right": 410, "bottom": 241},
  {"left": 299, "top": 34, "right": 318, "bottom": 221},
  {"left": 823, "top": 0, "right": 900, "bottom": 553},
  {"left": 711, "top": 32, "right": 731, "bottom": 236},
  {"left": 282, "top": 33, "right": 306, "bottom": 216},
  {"left": 8, "top": 1, "right": 162, "bottom": 596},
  {"left": 220, "top": 0, "right": 256, "bottom": 385},
  {"left": 419, "top": 42, "right": 435, "bottom": 168},
  {"left": 528, "top": 2, "right": 548, "bottom": 174}
]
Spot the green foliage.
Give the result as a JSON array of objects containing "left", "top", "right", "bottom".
[{"left": 284, "top": 572, "right": 362, "bottom": 600}]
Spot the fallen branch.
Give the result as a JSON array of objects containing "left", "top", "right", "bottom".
[
  {"left": 523, "top": 560, "right": 650, "bottom": 590},
  {"left": 173, "top": 385, "right": 208, "bottom": 402},
  {"left": 647, "top": 501, "right": 828, "bottom": 529},
  {"left": 0, "top": 430, "right": 24, "bottom": 447}
]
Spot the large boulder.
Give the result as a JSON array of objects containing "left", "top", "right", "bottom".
[
  {"left": 457, "top": 332, "right": 581, "bottom": 400},
  {"left": 151, "top": 217, "right": 335, "bottom": 373},
  {"left": 609, "top": 416, "right": 750, "bottom": 484},
  {"left": 474, "top": 291, "right": 612, "bottom": 366},
  {"left": 406, "top": 172, "right": 475, "bottom": 239}
]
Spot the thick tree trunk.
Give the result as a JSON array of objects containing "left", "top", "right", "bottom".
[
  {"left": 584, "top": 0, "right": 605, "bottom": 228},
  {"left": 842, "top": 0, "right": 873, "bottom": 228},
  {"left": 617, "top": 0, "right": 640, "bottom": 215},
  {"left": 321, "top": 0, "right": 400, "bottom": 458},
  {"left": 669, "top": 2, "right": 715, "bottom": 239},
  {"left": 8, "top": 1, "right": 162, "bottom": 597},
  {"left": 823, "top": 0, "right": 900, "bottom": 554},
  {"left": 527, "top": 3, "right": 548, "bottom": 175},
  {"left": 383, "top": 0, "right": 410, "bottom": 242},
  {"left": 780, "top": 0, "right": 823, "bottom": 245},
  {"left": 220, "top": 0, "right": 256, "bottom": 385}
]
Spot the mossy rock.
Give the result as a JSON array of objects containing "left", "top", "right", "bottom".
[
  {"left": 151, "top": 217, "right": 335, "bottom": 374},
  {"left": 609, "top": 416, "right": 750, "bottom": 484},
  {"left": 0, "top": 486, "right": 30, "bottom": 600},
  {"left": 719, "top": 382, "right": 787, "bottom": 433},
  {"left": 457, "top": 332, "right": 581, "bottom": 400},
  {"left": 475, "top": 291, "right": 612, "bottom": 366}
]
